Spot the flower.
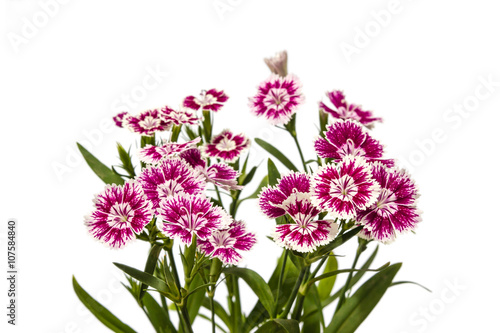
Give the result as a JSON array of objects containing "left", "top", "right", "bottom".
[
  {"left": 123, "top": 109, "right": 171, "bottom": 136},
  {"left": 157, "top": 194, "right": 229, "bottom": 245},
  {"left": 319, "top": 90, "right": 382, "bottom": 129},
  {"left": 183, "top": 89, "right": 229, "bottom": 112},
  {"left": 180, "top": 148, "right": 243, "bottom": 191},
  {"left": 259, "top": 172, "right": 338, "bottom": 252},
  {"left": 203, "top": 130, "right": 250, "bottom": 163},
  {"left": 113, "top": 112, "right": 129, "bottom": 128},
  {"left": 249, "top": 74, "right": 305, "bottom": 125},
  {"left": 312, "top": 157, "right": 380, "bottom": 219},
  {"left": 198, "top": 220, "right": 256, "bottom": 264},
  {"left": 160, "top": 105, "right": 199, "bottom": 126},
  {"left": 84, "top": 181, "right": 153, "bottom": 248},
  {"left": 264, "top": 50, "right": 288, "bottom": 77},
  {"left": 314, "top": 120, "right": 394, "bottom": 167},
  {"left": 137, "top": 158, "right": 206, "bottom": 212},
  {"left": 356, "top": 163, "right": 421, "bottom": 243},
  {"left": 138, "top": 137, "right": 201, "bottom": 164}
]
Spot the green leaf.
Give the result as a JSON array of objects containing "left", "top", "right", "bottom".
[
  {"left": 72, "top": 276, "right": 136, "bottom": 333},
  {"left": 255, "top": 319, "right": 300, "bottom": 333},
  {"left": 116, "top": 143, "right": 136, "bottom": 178},
  {"left": 113, "top": 263, "right": 172, "bottom": 297},
  {"left": 325, "top": 263, "right": 402, "bottom": 333},
  {"left": 77, "top": 143, "right": 124, "bottom": 185},
  {"left": 314, "top": 226, "right": 363, "bottom": 258},
  {"left": 302, "top": 285, "right": 323, "bottom": 333},
  {"left": 186, "top": 274, "right": 206, "bottom": 324},
  {"left": 267, "top": 158, "right": 281, "bottom": 187},
  {"left": 223, "top": 267, "right": 275, "bottom": 319},
  {"left": 240, "top": 166, "right": 258, "bottom": 186},
  {"left": 390, "top": 280, "right": 431, "bottom": 293},
  {"left": 202, "top": 297, "right": 231, "bottom": 330},
  {"left": 256, "top": 138, "right": 298, "bottom": 172},
  {"left": 318, "top": 254, "right": 338, "bottom": 301},
  {"left": 142, "top": 292, "right": 176, "bottom": 333},
  {"left": 184, "top": 125, "right": 198, "bottom": 141},
  {"left": 241, "top": 175, "right": 268, "bottom": 202},
  {"left": 139, "top": 244, "right": 163, "bottom": 300}
]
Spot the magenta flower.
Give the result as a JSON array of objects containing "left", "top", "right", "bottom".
[
  {"left": 314, "top": 120, "right": 394, "bottom": 167},
  {"left": 249, "top": 74, "right": 305, "bottom": 125},
  {"left": 259, "top": 172, "right": 338, "bottom": 252},
  {"left": 124, "top": 109, "right": 172, "bottom": 136},
  {"left": 137, "top": 158, "right": 206, "bottom": 212},
  {"left": 312, "top": 157, "right": 380, "bottom": 219},
  {"left": 160, "top": 105, "right": 199, "bottom": 126},
  {"left": 319, "top": 90, "right": 382, "bottom": 129},
  {"left": 157, "top": 194, "right": 229, "bottom": 245},
  {"left": 138, "top": 137, "right": 201, "bottom": 165},
  {"left": 180, "top": 148, "right": 243, "bottom": 191},
  {"left": 198, "top": 221, "right": 256, "bottom": 264},
  {"left": 356, "top": 163, "right": 421, "bottom": 243},
  {"left": 203, "top": 130, "right": 250, "bottom": 163},
  {"left": 183, "top": 89, "right": 229, "bottom": 112},
  {"left": 84, "top": 181, "right": 153, "bottom": 248},
  {"left": 113, "top": 112, "right": 129, "bottom": 128}
]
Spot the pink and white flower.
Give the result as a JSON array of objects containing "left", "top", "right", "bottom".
[
  {"left": 183, "top": 89, "right": 229, "bottom": 112},
  {"left": 123, "top": 109, "right": 171, "bottom": 136},
  {"left": 157, "top": 194, "right": 229, "bottom": 245},
  {"left": 137, "top": 158, "right": 206, "bottom": 212},
  {"left": 249, "top": 74, "right": 305, "bottom": 125},
  {"left": 180, "top": 148, "right": 243, "bottom": 191},
  {"left": 314, "top": 120, "right": 394, "bottom": 167},
  {"left": 259, "top": 172, "right": 338, "bottom": 252},
  {"left": 198, "top": 220, "right": 256, "bottom": 264},
  {"left": 312, "top": 157, "right": 380, "bottom": 219},
  {"left": 113, "top": 112, "right": 129, "bottom": 128},
  {"left": 264, "top": 50, "right": 288, "bottom": 77},
  {"left": 203, "top": 130, "right": 250, "bottom": 163},
  {"left": 138, "top": 137, "right": 201, "bottom": 165},
  {"left": 84, "top": 181, "right": 153, "bottom": 248},
  {"left": 319, "top": 90, "right": 382, "bottom": 129},
  {"left": 356, "top": 163, "right": 421, "bottom": 243},
  {"left": 160, "top": 105, "right": 199, "bottom": 126}
]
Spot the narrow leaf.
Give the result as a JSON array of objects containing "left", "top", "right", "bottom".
[
  {"left": 267, "top": 158, "right": 281, "bottom": 187},
  {"left": 142, "top": 292, "right": 176, "bottom": 333},
  {"left": 77, "top": 143, "right": 124, "bottom": 185},
  {"left": 240, "top": 175, "right": 268, "bottom": 201},
  {"left": 315, "top": 226, "right": 363, "bottom": 258},
  {"left": 113, "top": 263, "right": 171, "bottom": 295},
  {"left": 318, "top": 255, "right": 338, "bottom": 301},
  {"left": 202, "top": 297, "right": 231, "bottom": 330},
  {"left": 255, "top": 319, "right": 300, "bottom": 333},
  {"left": 72, "top": 276, "right": 136, "bottom": 333},
  {"left": 256, "top": 138, "right": 298, "bottom": 172},
  {"left": 139, "top": 244, "right": 163, "bottom": 299}
]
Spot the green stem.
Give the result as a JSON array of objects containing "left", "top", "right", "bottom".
[
  {"left": 335, "top": 239, "right": 367, "bottom": 313},
  {"left": 214, "top": 185, "right": 224, "bottom": 210},
  {"left": 180, "top": 304, "right": 194, "bottom": 333},
  {"left": 233, "top": 275, "right": 242, "bottom": 332},
  {"left": 273, "top": 250, "right": 289, "bottom": 318},
  {"left": 290, "top": 132, "right": 307, "bottom": 172},
  {"left": 291, "top": 268, "right": 310, "bottom": 320},
  {"left": 210, "top": 292, "right": 216, "bottom": 333},
  {"left": 166, "top": 247, "right": 182, "bottom": 295},
  {"left": 279, "top": 266, "right": 307, "bottom": 318}
]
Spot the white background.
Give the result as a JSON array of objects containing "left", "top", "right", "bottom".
[{"left": 1, "top": 0, "right": 499, "bottom": 332}]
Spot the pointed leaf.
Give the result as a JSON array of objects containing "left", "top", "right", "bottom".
[
  {"left": 139, "top": 244, "right": 163, "bottom": 299},
  {"left": 72, "top": 276, "right": 136, "bottom": 333},
  {"left": 267, "top": 158, "right": 281, "bottom": 187},
  {"left": 224, "top": 267, "right": 275, "bottom": 319},
  {"left": 241, "top": 175, "right": 268, "bottom": 201},
  {"left": 113, "top": 262, "right": 171, "bottom": 296},
  {"left": 325, "top": 263, "right": 402, "bottom": 333},
  {"left": 255, "top": 319, "right": 300, "bottom": 333},
  {"left": 241, "top": 165, "right": 258, "bottom": 186},
  {"left": 77, "top": 143, "right": 124, "bottom": 185},
  {"left": 256, "top": 138, "right": 298, "bottom": 172},
  {"left": 318, "top": 255, "right": 338, "bottom": 301},
  {"left": 314, "top": 226, "right": 363, "bottom": 258},
  {"left": 142, "top": 292, "right": 176, "bottom": 333}
]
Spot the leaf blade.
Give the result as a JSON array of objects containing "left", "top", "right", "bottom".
[{"left": 77, "top": 143, "right": 124, "bottom": 185}]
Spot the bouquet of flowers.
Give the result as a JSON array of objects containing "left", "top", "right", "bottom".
[{"left": 73, "top": 51, "right": 425, "bottom": 333}]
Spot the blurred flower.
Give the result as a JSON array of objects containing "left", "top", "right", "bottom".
[
  {"left": 203, "top": 130, "right": 250, "bottom": 163},
  {"left": 249, "top": 74, "right": 304, "bottom": 125},
  {"left": 264, "top": 50, "right": 288, "bottom": 77},
  {"left": 137, "top": 158, "right": 206, "bottom": 212},
  {"left": 123, "top": 109, "right": 171, "bottom": 136},
  {"left": 314, "top": 120, "right": 394, "bottom": 167},
  {"left": 356, "top": 163, "right": 421, "bottom": 243},
  {"left": 183, "top": 89, "right": 229, "bottom": 112},
  {"left": 113, "top": 112, "right": 129, "bottom": 128},
  {"left": 312, "top": 156, "right": 380, "bottom": 219},
  {"left": 160, "top": 105, "right": 199, "bottom": 126},
  {"left": 138, "top": 137, "right": 201, "bottom": 165},
  {"left": 180, "top": 148, "right": 243, "bottom": 191},
  {"left": 157, "top": 194, "right": 229, "bottom": 245},
  {"left": 84, "top": 181, "right": 153, "bottom": 248},
  {"left": 319, "top": 90, "right": 382, "bottom": 129},
  {"left": 198, "top": 220, "right": 256, "bottom": 264}
]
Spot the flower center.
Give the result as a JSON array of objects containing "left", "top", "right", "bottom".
[
  {"left": 375, "top": 189, "right": 398, "bottom": 217},
  {"left": 212, "top": 230, "right": 235, "bottom": 248},
  {"left": 338, "top": 138, "right": 366, "bottom": 159},
  {"left": 139, "top": 116, "right": 160, "bottom": 130},
  {"left": 196, "top": 93, "right": 217, "bottom": 107},
  {"left": 264, "top": 88, "right": 290, "bottom": 107},
  {"left": 158, "top": 180, "right": 184, "bottom": 199},
  {"left": 338, "top": 104, "right": 361, "bottom": 121},
  {"left": 216, "top": 137, "right": 236, "bottom": 152},
  {"left": 329, "top": 175, "right": 358, "bottom": 202},
  {"left": 108, "top": 202, "right": 134, "bottom": 227}
]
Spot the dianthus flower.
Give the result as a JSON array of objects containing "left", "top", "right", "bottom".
[
  {"left": 138, "top": 138, "right": 201, "bottom": 165},
  {"left": 123, "top": 109, "right": 171, "bottom": 136},
  {"left": 183, "top": 89, "right": 228, "bottom": 112},
  {"left": 160, "top": 105, "right": 199, "bottom": 126},
  {"left": 203, "top": 130, "right": 250, "bottom": 163}
]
